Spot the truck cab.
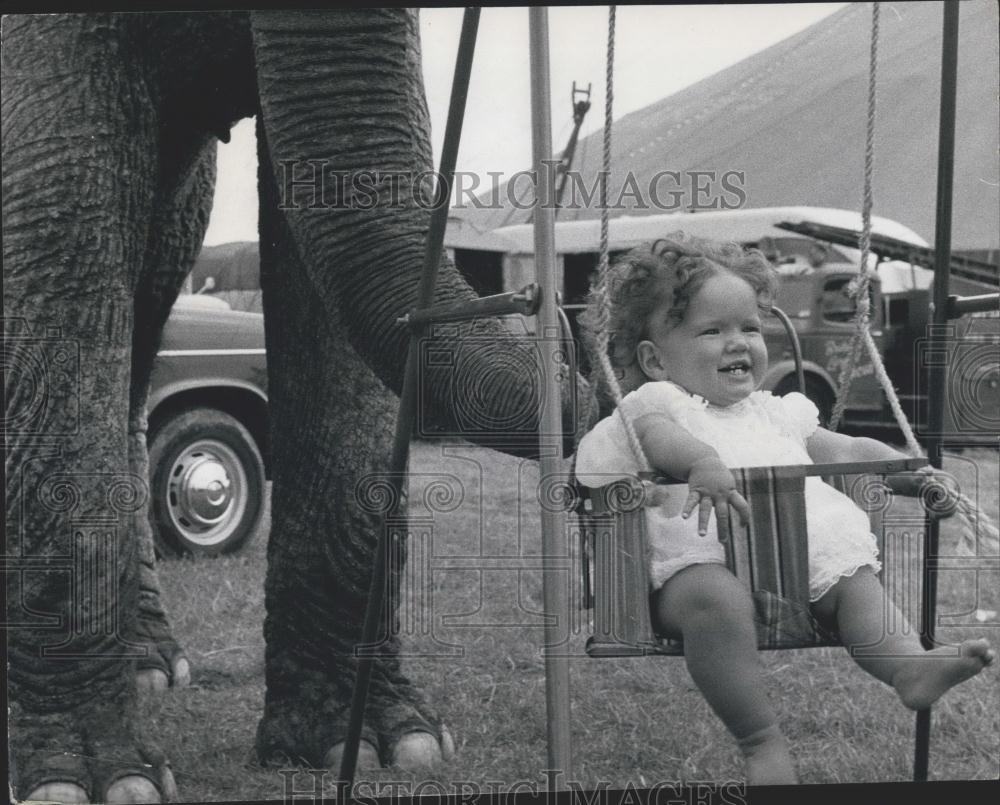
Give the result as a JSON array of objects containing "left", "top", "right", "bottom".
[{"left": 762, "top": 264, "right": 886, "bottom": 424}]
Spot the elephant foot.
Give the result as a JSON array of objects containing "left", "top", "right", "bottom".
[
  {"left": 18, "top": 742, "right": 176, "bottom": 804},
  {"left": 15, "top": 733, "right": 176, "bottom": 803},
  {"left": 255, "top": 695, "right": 454, "bottom": 772},
  {"left": 11, "top": 692, "right": 176, "bottom": 803},
  {"left": 257, "top": 628, "right": 452, "bottom": 771},
  {"left": 27, "top": 773, "right": 174, "bottom": 805},
  {"left": 256, "top": 694, "right": 383, "bottom": 770},
  {"left": 27, "top": 772, "right": 174, "bottom": 804}
]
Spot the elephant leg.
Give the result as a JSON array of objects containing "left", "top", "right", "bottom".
[
  {"left": 4, "top": 15, "right": 175, "bottom": 802},
  {"left": 128, "top": 139, "right": 219, "bottom": 694},
  {"left": 253, "top": 131, "right": 449, "bottom": 769},
  {"left": 6, "top": 202, "right": 175, "bottom": 804}
]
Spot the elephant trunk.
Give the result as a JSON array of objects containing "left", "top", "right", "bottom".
[{"left": 250, "top": 9, "right": 594, "bottom": 457}]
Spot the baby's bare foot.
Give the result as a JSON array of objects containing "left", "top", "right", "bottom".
[
  {"left": 892, "top": 638, "right": 995, "bottom": 710},
  {"left": 738, "top": 724, "right": 797, "bottom": 786}
]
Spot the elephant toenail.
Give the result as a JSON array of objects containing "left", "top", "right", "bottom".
[
  {"left": 105, "top": 775, "right": 162, "bottom": 803},
  {"left": 161, "top": 765, "right": 178, "bottom": 801},
  {"left": 390, "top": 731, "right": 442, "bottom": 769},
  {"left": 440, "top": 725, "right": 456, "bottom": 761},
  {"left": 322, "top": 740, "right": 381, "bottom": 771},
  {"left": 136, "top": 670, "right": 170, "bottom": 694},
  {"left": 172, "top": 658, "right": 191, "bottom": 687},
  {"left": 26, "top": 782, "right": 90, "bottom": 803}
]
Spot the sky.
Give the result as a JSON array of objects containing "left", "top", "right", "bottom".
[{"left": 204, "top": 3, "right": 847, "bottom": 246}]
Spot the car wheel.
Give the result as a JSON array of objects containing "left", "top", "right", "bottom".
[
  {"left": 148, "top": 408, "right": 264, "bottom": 557},
  {"left": 773, "top": 375, "right": 835, "bottom": 428}
]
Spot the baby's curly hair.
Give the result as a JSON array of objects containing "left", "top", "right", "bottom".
[{"left": 580, "top": 231, "right": 778, "bottom": 392}]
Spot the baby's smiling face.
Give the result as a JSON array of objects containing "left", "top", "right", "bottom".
[{"left": 636, "top": 272, "right": 768, "bottom": 407}]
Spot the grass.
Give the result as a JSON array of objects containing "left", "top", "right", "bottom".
[{"left": 152, "top": 441, "right": 999, "bottom": 801}]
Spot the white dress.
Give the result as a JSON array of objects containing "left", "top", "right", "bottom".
[{"left": 575, "top": 381, "right": 881, "bottom": 601}]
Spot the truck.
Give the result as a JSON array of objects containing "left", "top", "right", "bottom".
[{"left": 448, "top": 206, "right": 998, "bottom": 444}]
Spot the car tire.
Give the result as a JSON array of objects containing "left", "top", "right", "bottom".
[
  {"left": 148, "top": 408, "right": 264, "bottom": 557},
  {"left": 773, "top": 375, "right": 835, "bottom": 428}
]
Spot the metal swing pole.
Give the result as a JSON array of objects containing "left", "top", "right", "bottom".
[
  {"left": 914, "top": 0, "right": 960, "bottom": 782},
  {"left": 337, "top": 7, "right": 480, "bottom": 788},
  {"left": 528, "top": 6, "right": 573, "bottom": 785}
]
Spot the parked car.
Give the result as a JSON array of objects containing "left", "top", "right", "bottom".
[{"left": 147, "top": 293, "right": 268, "bottom": 557}]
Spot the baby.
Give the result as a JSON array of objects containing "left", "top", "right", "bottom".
[{"left": 575, "top": 234, "right": 994, "bottom": 785}]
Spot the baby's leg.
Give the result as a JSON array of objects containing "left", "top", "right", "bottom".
[
  {"left": 813, "top": 567, "right": 994, "bottom": 710},
  {"left": 654, "top": 564, "right": 796, "bottom": 785}
]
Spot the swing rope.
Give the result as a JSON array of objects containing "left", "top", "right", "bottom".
[
  {"left": 823, "top": 3, "right": 997, "bottom": 556},
  {"left": 830, "top": 1, "right": 880, "bottom": 435},
  {"left": 829, "top": 2, "right": 921, "bottom": 458},
  {"left": 587, "top": 5, "right": 653, "bottom": 475}
]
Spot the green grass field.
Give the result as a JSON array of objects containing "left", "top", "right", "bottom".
[{"left": 152, "top": 441, "right": 999, "bottom": 801}]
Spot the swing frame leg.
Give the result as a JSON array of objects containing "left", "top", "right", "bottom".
[
  {"left": 914, "top": 708, "right": 931, "bottom": 781},
  {"left": 913, "top": 0, "right": 960, "bottom": 783},
  {"left": 528, "top": 6, "right": 573, "bottom": 785}
]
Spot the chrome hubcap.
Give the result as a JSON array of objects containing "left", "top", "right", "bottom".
[{"left": 165, "top": 439, "right": 247, "bottom": 547}]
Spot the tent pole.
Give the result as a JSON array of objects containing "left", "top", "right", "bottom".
[
  {"left": 914, "top": 0, "right": 960, "bottom": 783},
  {"left": 528, "top": 5, "right": 573, "bottom": 786}
]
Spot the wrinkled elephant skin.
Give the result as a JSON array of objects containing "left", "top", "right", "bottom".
[{"left": 3, "top": 10, "right": 593, "bottom": 802}]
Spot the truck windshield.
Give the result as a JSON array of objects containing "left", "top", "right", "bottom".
[
  {"left": 820, "top": 277, "right": 876, "bottom": 324},
  {"left": 773, "top": 276, "right": 815, "bottom": 319}
]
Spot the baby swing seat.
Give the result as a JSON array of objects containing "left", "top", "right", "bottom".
[{"left": 577, "top": 457, "right": 928, "bottom": 657}]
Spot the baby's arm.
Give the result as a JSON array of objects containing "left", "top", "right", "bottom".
[
  {"left": 634, "top": 412, "right": 751, "bottom": 536},
  {"left": 806, "top": 428, "right": 958, "bottom": 513},
  {"left": 805, "top": 427, "right": 908, "bottom": 464}
]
